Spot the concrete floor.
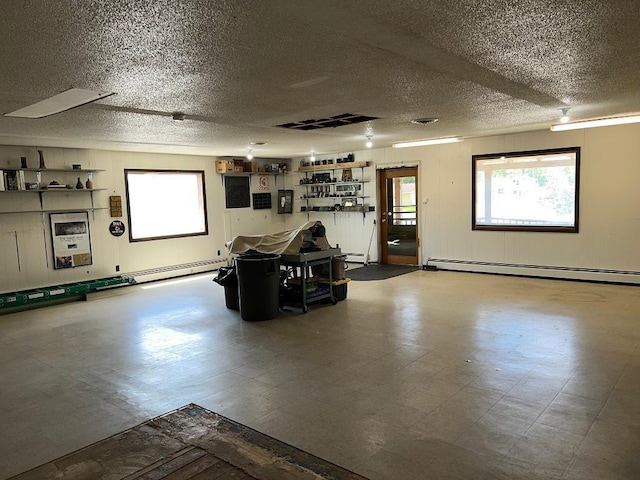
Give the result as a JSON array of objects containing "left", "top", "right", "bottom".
[{"left": 1, "top": 270, "right": 639, "bottom": 480}]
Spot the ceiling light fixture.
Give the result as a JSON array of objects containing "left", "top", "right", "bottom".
[
  {"left": 3, "top": 88, "right": 114, "bottom": 119},
  {"left": 392, "top": 136, "right": 462, "bottom": 148},
  {"left": 551, "top": 114, "right": 640, "bottom": 131},
  {"left": 560, "top": 108, "right": 570, "bottom": 123},
  {"left": 246, "top": 148, "right": 253, "bottom": 160},
  {"left": 365, "top": 135, "right": 373, "bottom": 148},
  {"left": 310, "top": 152, "right": 316, "bottom": 162}
]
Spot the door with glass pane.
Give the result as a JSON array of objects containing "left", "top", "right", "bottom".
[{"left": 378, "top": 167, "right": 418, "bottom": 265}]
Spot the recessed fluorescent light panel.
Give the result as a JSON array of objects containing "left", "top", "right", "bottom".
[
  {"left": 392, "top": 136, "right": 462, "bottom": 148},
  {"left": 551, "top": 114, "right": 640, "bottom": 131},
  {"left": 4, "top": 88, "right": 114, "bottom": 119}
]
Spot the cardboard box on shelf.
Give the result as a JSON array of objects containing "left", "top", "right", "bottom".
[
  {"left": 215, "top": 160, "right": 233, "bottom": 173},
  {"left": 243, "top": 162, "right": 259, "bottom": 173}
]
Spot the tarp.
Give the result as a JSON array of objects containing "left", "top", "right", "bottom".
[{"left": 227, "top": 221, "right": 331, "bottom": 255}]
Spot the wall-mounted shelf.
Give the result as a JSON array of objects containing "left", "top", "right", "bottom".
[
  {"left": 13, "top": 168, "right": 105, "bottom": 173},
  {"left": 1, "top": 188, "right": 107, "bottom": 193},
  {"left": 0, "top": 207, "right": 109, "bottom": 215},
  {"left": 295, "top": 180, "right": 369, "bottom": 187},
  {"left": 296, "top": 161, "right": 372, "bottom": 221},
  {"left": 1, "top": 168, "right": 106, "bottom": 217},
  {"left": 297, "top": 161, "right": 370, "bottom": 172},
  {"left": 301, "top": 208, "right": 375, "bottom": 214}
]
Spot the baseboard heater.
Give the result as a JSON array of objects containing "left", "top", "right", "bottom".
[
  {"left": 341, "top": 252, "right": 370, "bottom": 265},
  {"left": 123, "top": 259, "right": 227, "bottom": 283},
  {"left": 427, "top": 258, "right": 640, "bottom": 285}
]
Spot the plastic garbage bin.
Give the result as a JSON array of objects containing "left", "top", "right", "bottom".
[
  {"left": 235, "top": 253, "right": 281, "bottom": 321},
  {"left": 213, "top": 266, "right": 239, "bottom": 310}
]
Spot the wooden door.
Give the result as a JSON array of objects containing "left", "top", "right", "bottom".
[{"left": 378, "top": 167, "right": 419, "bottom": 265}]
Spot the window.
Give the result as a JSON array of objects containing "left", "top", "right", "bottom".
[
  {"left": 472, "top": 147, "right": 580, "bottom": 232},
  {"left": 125, "top": 169, "right": 208, "bottom": 241}
]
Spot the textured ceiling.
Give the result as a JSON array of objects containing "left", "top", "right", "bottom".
[{"left": 0, "top": 0, "right": 639, "bottom": 159}]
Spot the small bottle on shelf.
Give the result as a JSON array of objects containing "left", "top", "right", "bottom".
[{"left": 38, "top": 150, "right": 46, "bottom": 169}]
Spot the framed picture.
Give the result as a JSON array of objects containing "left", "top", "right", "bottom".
[
  {"left": 277, "top": 189, "right": 293, "bottom": 214},
  {"left": 341, "top": 168, "right": 353, "bottom": 181},
  {"left": 50, "top": 212, "right": 93, "bottom": 269}
]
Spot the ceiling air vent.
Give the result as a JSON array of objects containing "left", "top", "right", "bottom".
[
  {"left": 276, "top": 113, "right": 379, "bottom": 131},
  {"left": 411, "top": 118, "right": 439, "bottom": 124}
]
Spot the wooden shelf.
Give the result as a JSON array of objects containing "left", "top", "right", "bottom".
[
  {"left": 295, "top": 180, "right": 369, "bottom": 187},
  {"left": 300, "top": 196, "right": 370, "bottom": 200},
  {"left": 297, "top": 161, "right": 370, "bottom": 172}
]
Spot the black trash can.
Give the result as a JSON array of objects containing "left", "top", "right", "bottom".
[
  {"left": 235, "top": 253, "right": 281, "bottom": 321},
  {"left": 213, "top": 266, "right": 239, "bottom": 310}
]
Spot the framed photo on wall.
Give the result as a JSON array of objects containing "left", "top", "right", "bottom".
[
  {"left": 50, "top": 212, "right": 93, "bottom": 269},
  {"left": 277, "top": 189, "right": 293, "bottom": 214}
]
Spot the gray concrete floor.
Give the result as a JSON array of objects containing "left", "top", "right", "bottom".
[{"left": 1, "top": 270, "right": 639, "bottom": 479}]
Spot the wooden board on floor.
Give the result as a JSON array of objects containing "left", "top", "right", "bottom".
[{"left": 9, "top": 404, "right": 368, "bottom": 480}]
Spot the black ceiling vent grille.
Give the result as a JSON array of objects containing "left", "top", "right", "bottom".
[{"left": 276, "top": 113, "right": 378, "bottom": 131}]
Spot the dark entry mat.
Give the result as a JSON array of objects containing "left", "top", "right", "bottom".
[
  {"left": 347, "top": 264, "right": 419, "bottom": 281},
  {"left": 9, "top": 404, "right": 368, "bottom": 480}
]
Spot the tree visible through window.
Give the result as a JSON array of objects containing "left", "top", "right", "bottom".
[{"left": 472, "top": 147, "right": 580, "bottom": 232}]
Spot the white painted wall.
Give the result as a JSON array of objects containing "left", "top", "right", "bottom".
[
  {"left": 2, "top": 121, "right": 639, "bottom": 294},
  {"left": 0, "top": 147, "right": 289, "bottom": 293},
  {"left": 292, "top": 123, "right": 640, "bottom": 283},
  {"left": 376, "top": 124, "right": 640, "bottom": 283}
]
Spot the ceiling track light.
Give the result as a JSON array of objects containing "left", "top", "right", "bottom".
[
  {"left": 246, "top": 147, "right": 253, "bottom": 160},
  {"left": 551, "top": 114, "right": 640, "bottom": 131},
  {"left": 365, "top": 135, "right": 373, "bottom": 148},
  {"left": 310, "top": 152, "right": 316, "bottom": 162},
  {"left": 392, "top": 136, "right": 462, "bottom": 148},
  {"left": 560, "top": 108, "right": 570, "bottom": 124}
]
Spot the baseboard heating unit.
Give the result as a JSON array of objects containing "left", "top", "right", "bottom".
[
  {"left": 427, "top": 258, "right": 640, "bottom": 285},
  {"left": 123, "top": 259, "right": 227, "bottom": 284}
]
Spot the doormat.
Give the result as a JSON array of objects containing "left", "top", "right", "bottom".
[
  {"left": 347, "top": 264, "right": 419, "bottom": 281},
  {"left": 9, "top": 404, "right": 368, "bottom": 480}
]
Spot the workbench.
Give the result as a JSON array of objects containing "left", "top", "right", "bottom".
[{"left": 280, "top": 248, "right": 340, "bottom": 313}]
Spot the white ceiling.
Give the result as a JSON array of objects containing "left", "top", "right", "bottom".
[{"left": 1, "top": 1, "right": 639, "bottom": 159}]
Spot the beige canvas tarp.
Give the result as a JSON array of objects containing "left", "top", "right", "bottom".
[{"left": 226, "top": 221, "right": 330, "bottom": 255}]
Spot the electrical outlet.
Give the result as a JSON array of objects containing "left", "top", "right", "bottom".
[
  {"left": 217, "top": 250, "right": 221, "bottom": 256},
  {"left": 115, "top": 265, "right": 120, "bottom": 272}
]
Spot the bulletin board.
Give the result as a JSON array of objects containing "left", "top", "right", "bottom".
[{"left": 225, "top": 176, "right": 250, "bottom": 208}]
